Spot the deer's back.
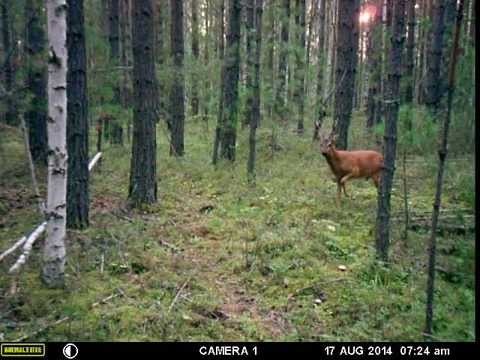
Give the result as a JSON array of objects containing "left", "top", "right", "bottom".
[{"left": 336, "top": 150, "right": 383, "bottom": 177}]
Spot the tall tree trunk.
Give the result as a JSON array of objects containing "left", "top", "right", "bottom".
[
  {"left": 415, "top": 0, "right": 428, "bottom": 103},
  {"left": 326, "top": 0, "right": 338, "bottom": 100},
  {"left": 109, "top": 0, "right": 120, "bottom": 61},
  {"left": 202, "top": 0, "right": 210, "bottom": 123},
  {"left": 108, "top": 0, "right": 123, "bottom": 143},
  {"left": 243, "top": 0, "right": 255, "bottom": 128},
  {"left": 365, "top": 0, "right": 383, "bottom": 129},
  {"left": 120, "top": 0, "right": 131, "bottom": 108},
  {"left": 332, "top": 0, "right": 360, "bottom": 150},
  {"left": 154, "top": 0, "right": 166, "bottom": 120},
  {"left": 66, "top": 0, "right": 89, "bottom": 229},
  {"left": 248, "top": 0, "right": 263, "bottom": 183},
  {"left": 315, "top": 0, "right": 327, "bottom": 126},
  {"left": 128, "top": 0, "right": 158, "bottom": 206},
  {"left": 355, "top": 23, "right": 364, "bottom": 110},
  {"left": 219, "top": 0, "right": 242, "bottom": 161},
  {"left": 212, "top": 0, "right": 225, "bottom": 165},
  {"left": 404, "top": 0, "right": 416, "bottom": 106},
  {"left": 42, "top": 0, "right": 68, "bottom": 288},
  {"left": 424, "top": 0, "right": 464, "bottom": 337},
  {"left": 274, "top": 0, "right": 290, "bottom": 123},
  {"left": 1, "top": 0, "right": 17, "bottom": 125},
  {"left": 24, "top": 0, "right": 48, "bottom": 164},
  {"left": 375, "top": 0, "right": 406, "bottom": 262},
  {"left": 423, "top": 0, "right": 446, "bottom": 111},
  {"left": 294, "top": 0, "right": 306, "bottom": 133},
  {"left": 169, "top": 0, "right": 185, "bottom": 156},
  {"left": 305, "top": 0, "right": 318, "bottom": 86},
  {"left": 264, "top": 0, "right": 275, "bottom": 119},
  {"left": 468, "top": 0, "right": 475, "bottom": 45},
  {"left": 191, "top": 0, "right": 200, "bottom": 116}
]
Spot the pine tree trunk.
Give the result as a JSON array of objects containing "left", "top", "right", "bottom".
[
  {"left": 274, "top": 0, "right": 290, "bottom": 123},
  {"left": 42, "top": 0, "right": 68, "bottom": 288},
  {"left": 1, "top": 0, "right": 17, "bottom": 126},
  {"left": 24, "top": 0, "right": 48, "bottom": 164},
  {"left": 264, "top": 0, "right": 275, "bottom": 119},
  {"left": 243, "top": 0, "right": 255, "bottom": 128},
  {"left": 415, "top": 0, "right": 427, "bottom": 103},
  {"left": 332, "top": 0, "right": 360, "bottom": 150},
  {"left": 109, "top": 0, "right": 120, "bottom": 60},
  {"left": 365, "top": 0, "right": 383, "bottom": 129},
  {"left": 327, "top": 0, "right": 338, "bottom": 100},
  {"left": 316, "top": 0, "right": 327, "bottom": 127},
  {"left": 212, "top": 0, "right": 225, "bottom": 165},
  {"left": 66, "top": 0, "right": 89, "bottom": 230},
  {"left": 315, "top": 0, "right": 326, "bottom": 126},
  {"left": 191, "top": 0, "right": 200, "bottom": 116},
  {"left": 248, "top": 0, "right": 263, "bottom": 183},
  {"left": 154, "top": 0, "right": 166, "bottom": 119},
  {"left": 219, "top": 0, "right": 242, "bottom": 161},
  {"left": 294, "top": 0, "right": 306, "bottom": 134},
  {"left": 120, "top": 0, "right": 131, "bottom": 108},
  {"left": 169, "top": 0, "right": 185, "bottom": 156},
  {"left": 202, "top": 0, "right": 210, "bottom": 123},
  {"left": 424, "top": 0, "right": 446, "bottom": 111},
  {"left": 425, "top": 0, "right": 464, "bottom": 337},
  {"left": 404, "top": 0, "right": 416, "bottom": 105},
  {"left": 375, "top": 0, "right": 406, "bottom": 262},
  {"left": 128, "top": 0, "right": 158, "bottom": 206}
]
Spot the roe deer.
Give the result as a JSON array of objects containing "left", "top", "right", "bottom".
[{"left": 319, "top": 134, "right": 384, "bottom": 206}]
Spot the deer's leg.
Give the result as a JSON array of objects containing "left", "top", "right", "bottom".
[
  {"left": 336, "top": 182, "right": 341, "bottom": 206},
  {"left": 339, "top": 173, "right": 353, "bottom": 198},
  {"left": 372, "top": 173, "right": 380, "bottom": 188}
]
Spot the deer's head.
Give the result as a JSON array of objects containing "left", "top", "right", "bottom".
[{"left": 320, "top": 133, "right": 337, "bottom": 157}]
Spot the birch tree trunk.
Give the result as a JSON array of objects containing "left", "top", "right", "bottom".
[{"left": 42, "top": 0, "right": 68, "bottom": 288}]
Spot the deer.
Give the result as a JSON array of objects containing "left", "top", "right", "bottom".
[{"left": 318, "top": 132, "right": 384, "bottom": 206}]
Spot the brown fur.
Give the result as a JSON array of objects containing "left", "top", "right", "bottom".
[{"left": 320, "top": 137, "right": 383, "bottom": 206}]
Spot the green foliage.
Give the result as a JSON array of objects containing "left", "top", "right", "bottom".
[{"left": 0, "top": 117, "right": 474, "bottom": 342}]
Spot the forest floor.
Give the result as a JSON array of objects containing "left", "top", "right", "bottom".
[{"left": 0, "top": 116, "right": 475, "bottom": 341}]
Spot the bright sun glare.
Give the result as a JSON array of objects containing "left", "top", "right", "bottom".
[{"left": 359, "top": 5, "right": 377, "bottom": 24}]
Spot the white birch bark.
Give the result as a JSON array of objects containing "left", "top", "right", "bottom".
[{"left": 42, "top": 0, "right": 68, "bottom": 287}]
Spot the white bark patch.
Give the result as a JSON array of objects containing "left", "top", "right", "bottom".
[{"left": 42, "top": 0, "right": 68, "bottom": 287}]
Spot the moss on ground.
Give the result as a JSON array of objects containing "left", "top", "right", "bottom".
[{"left": 0, "top": 117, "right": 475, "bottom": 341}]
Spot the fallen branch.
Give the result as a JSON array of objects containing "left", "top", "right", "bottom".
[
  {"left": 91, "top": 288, "right": 125, "bottom": 308},
  {"left": 8, "top": 222, "right": 47, "bottom": 274},
  {"left": 2, "top": 152, "right": 103, "bottom": 272},
  {"left": 14, "top": 316, "right": 71, "bottom": 342},
  {"left": 0, "top": 236, "right": 27, "bottom": 262},
  {"left": 88, "top": 152, "right": 102, "bottom": 171},
  {"left": 167, "top": 277, "right": 191, "bottom": 315}
]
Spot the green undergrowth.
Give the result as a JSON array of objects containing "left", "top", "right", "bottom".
[{"left": 0, "top": 117, "right": 475, "bottom": 341}]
